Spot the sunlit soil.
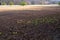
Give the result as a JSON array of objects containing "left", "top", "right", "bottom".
[{"left": 0, "top": 5, "right": 59, "bottom": 12}]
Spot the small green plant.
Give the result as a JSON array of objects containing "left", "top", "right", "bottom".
[
  {"left": 0, "top": 32, "right": 2, "bottom": 35},
  {"left": 38, "top": 18, "right": 46, "bottom": 24},
  {"left": 20, "top": 1, "right": 27, "bottom": 6},
  {"left": 45, "top": 17, "right": 58, "bottom": 24},
  {"left": 32, "top": 19, "right": 39, "bottom": 25},
  {"left": 9, "top": 2, "right": 14, "bottom": 5},
  {"left": 2, "top": 2, "right": 6, "bottom": 5}
]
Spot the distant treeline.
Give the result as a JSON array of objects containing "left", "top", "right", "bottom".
[{"left": 0, "top": 0, "right": 60, "bottom": 5}]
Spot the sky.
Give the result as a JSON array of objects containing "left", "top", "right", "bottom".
[{"left": 52, "top": 0, "right": 60, "bottom": 1}]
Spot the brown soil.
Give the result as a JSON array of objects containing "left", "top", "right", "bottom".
[{"left": 0, "top": 6, "right": 60, "bottom": 40}]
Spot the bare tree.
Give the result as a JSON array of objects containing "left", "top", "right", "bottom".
[
  {"left": 41, "top": 0, "right": 51, "bottom": 4},
  {"left": 0, "top": 0, "right": 1, "bottom": 5},
  {"left": 41, "top": 0, "right": 45, "bottom": 4}
]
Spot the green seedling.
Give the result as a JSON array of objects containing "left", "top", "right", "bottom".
[{"left": 0, "top": 32, "right": 2, "bottom": 35}]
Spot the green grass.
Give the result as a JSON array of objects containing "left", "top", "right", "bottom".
[
  {"left": 9, "top": 2, "right": 14, "bottom": 5},
  {"left": 20, "top": 1, "right": 27, "bottom": 6},
  {"left": 1, "top": 2, "right": 6, "bottom": 5},
  {"left": 16, "top": 16, "right": 59, "bottom": 26}
]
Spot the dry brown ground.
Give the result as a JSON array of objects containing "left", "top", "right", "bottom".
[{"left": 0, "top": 6, "right": 60, "bottom": 40}]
